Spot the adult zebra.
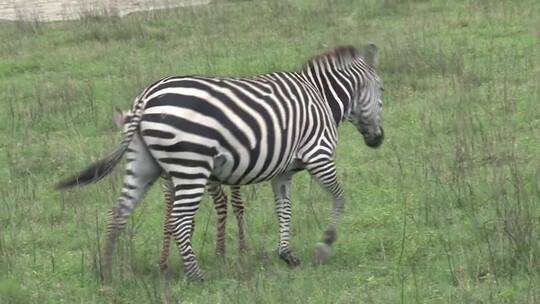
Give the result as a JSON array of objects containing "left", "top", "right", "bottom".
[
  {"left": 56, "top": 44, "right": 384, "bottom": 281},
  {"left": 111, "top": 111, "right": 249, "bottom": 272}
]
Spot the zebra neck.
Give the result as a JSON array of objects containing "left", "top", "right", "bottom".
[{"left": 302, "top": 67, "right": 352, "bottom": 126}]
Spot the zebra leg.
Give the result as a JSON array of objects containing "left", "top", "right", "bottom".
[
  {"left": 169, "top": 178, "right": 207, "bottom": 281},
  {"left": 305, "top": 159, "right": 344, "bottom": 264},
  {"left": 208, "top": 183, "right": 228, "bottom": 257},
  {"left": 271, "top": 173, "right": 300, "bottom": 267},
  {"left": 230, "top": 186, "right": 248, "bottom": 253},
  {"left": 101, "top": 147, "right": 161, "bottom": 281},
  {"left": 158, "top": 177, "right": 174, "bottom": 271}
]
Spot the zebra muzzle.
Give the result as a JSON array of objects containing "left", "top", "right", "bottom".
[{"left": 364, "top": 127, "right": 384, "bottom": 148}]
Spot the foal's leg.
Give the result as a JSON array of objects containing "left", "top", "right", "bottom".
[{"left": 229, "top": 186, "right": 248, "bottom": 253}]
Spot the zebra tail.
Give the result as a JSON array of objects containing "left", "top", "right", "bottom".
[
  {"left": 55, "top": 103, "right": 144, "bottom": 190},
  {"left": 55, "top": 146, "right": 128, "bottom": 189}
]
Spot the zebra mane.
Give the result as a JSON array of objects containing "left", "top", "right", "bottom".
[{"left": 304, "top": 46, "right": 360, "bottom": 71}]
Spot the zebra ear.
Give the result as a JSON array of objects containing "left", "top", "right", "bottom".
[
  {"left": 113, "top": 107, "right": 124, "bottom": 129},
  {"left": 362, "top": 43, "right": 379, "bottom": 68}
]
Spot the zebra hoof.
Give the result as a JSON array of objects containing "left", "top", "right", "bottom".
[
  {"left": 186, "top": 268, "right": 205, "bottom": 282},
  {"left": 100, "top": 271, "right": 112, "bottom": 285},
  {"left": 188, "top": 275, "right": 205, "bottom": 283},
  {"left": 314, "top": 242, "right": 331, "bottom": 265},
  {"left": 279, "top": 251, "right": 301, "bottom": 268},
  {"left": 239, "top": 243, "right": 249, "bottom": 254},
  {"left": 158, "top": 262, "right": 168, "bottom": 272},
  {"left": 99, "top": 263, "right": 113, "bottom": 284},
  {"left": 215, "top": 242, "right": 226, "bottom": 257}
]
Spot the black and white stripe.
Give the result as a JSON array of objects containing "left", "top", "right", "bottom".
[
  {"left": 56, "top": 44, "right": 384, "bottom": 281},
  {"left": 158, "top": 181, "right": 246, "bottom": 271}
]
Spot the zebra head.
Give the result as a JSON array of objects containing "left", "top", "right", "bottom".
[{"left": 347, "top": 43, "right": 384, "bottom": 148}]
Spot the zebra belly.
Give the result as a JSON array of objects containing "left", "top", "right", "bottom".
[
  {"left": 210, "top": 155, "right": 305, "bottom": 186},
  {"left": 209, "top": 155, "right": 267, "bottom": 185}
]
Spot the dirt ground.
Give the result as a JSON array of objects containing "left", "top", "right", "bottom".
[{"left": 0, "top": 0, "right": 211, "bottom": 21}]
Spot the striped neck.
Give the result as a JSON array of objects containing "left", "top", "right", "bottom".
[{"left": 302, "top": 46, "right": 360, "bottom": 126}]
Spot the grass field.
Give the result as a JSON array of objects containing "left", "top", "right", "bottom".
[{"left": 1, "top": 0, "right": 539, "bottom": 303}]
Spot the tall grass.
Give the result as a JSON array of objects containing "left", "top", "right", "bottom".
[{"left": 0, "top": 0, "right": 538, "bottom": 303}]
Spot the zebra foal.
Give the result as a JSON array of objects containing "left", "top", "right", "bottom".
[{"left": 56, "top": 44, "right": 384, "bottom": 281}]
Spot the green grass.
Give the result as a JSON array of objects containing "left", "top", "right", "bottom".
[{"left": 1, "top": 0, "right": 539, "bottom": 302}]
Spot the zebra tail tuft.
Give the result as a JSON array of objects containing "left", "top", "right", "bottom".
[{"left": 55, "top": 146, "right": 128, "bottom": 189}]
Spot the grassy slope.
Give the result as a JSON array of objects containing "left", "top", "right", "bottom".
[{"left": 1, "top": 0, "right": 539, "bottom": 303}]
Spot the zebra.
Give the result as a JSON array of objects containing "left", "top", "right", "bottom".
[
  {"left": 113, "top": 111, "right": 248, "bottom": 271},
  {"left": 56, "top": 44, "right": 384, "bottom": 281}
]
